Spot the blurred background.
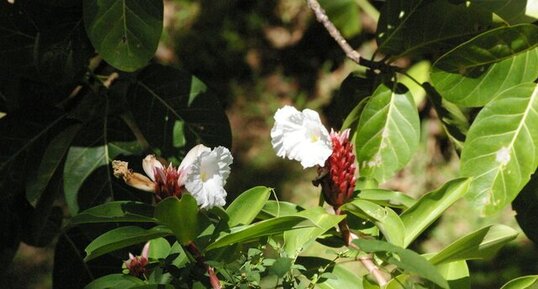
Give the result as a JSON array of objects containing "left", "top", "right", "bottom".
[{"left": 6, "top": 0, "right": 537, "bottom": 288}]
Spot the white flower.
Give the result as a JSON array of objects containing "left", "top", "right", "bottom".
[
  {"left": 182, "top": 145, "right": 233, "bottom": 209},
  {"left": 270, "top": 105, "right": 332, "bottom": 168}
]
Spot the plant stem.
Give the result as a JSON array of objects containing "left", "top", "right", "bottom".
[
  {"left": 186, "top": 242, "right": 222, "bottom": 289},
  {"left": 349, "top": 233, "right": 388, "bottom": 287},
  {"left": 306, "top": 0, "right": 361, "bottom": 64}
]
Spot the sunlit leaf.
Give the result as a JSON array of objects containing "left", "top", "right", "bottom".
[
  {"left": 342, "top": 199, "right": 405, "bottom": 247},
  {"left": 501, "top": 275, "right": 538, "bottom": 289},
  {"left": 154, "top": 195, "right": 203, "bottom": 245},
  {"left": 431, "top": 24, "right": 538, "bottom": 107},
  {"left": 436, "top": 260, "right": 471, "bottom": 289},
  {"left": 258, "top": 200, "right": 304, "bottom": 219},
  {"left": 84, "top": 225, "right": 172, "bottom": 261},
  {"left": 317, "top": 264, "right": 363, "bottom": 289},
  {"left": 226, "top": 186, "right": 271, "bottom": 227},
  {"left": 428, "top": 225, "right": 518, "bottom": 265},
  {"left": 460, "top": 83, "right": 538, "bottom": 215},
  {"left": 205, "top": 215, "right": 312, "bottom": 251},
  {"left": 283, "top": 207, "right": 344, "bottom": 257},
  {"left": 70, "top": 201, "right": 156, "bottom": 225},
  {"left": 356, "top": 83, "right": 420, "bottom": 182},
  {"left": 400, "top": 178, "right": 471, "bottom": 247},
  {"left": 83, "top": 0, "right": 163, "bottom": 71},
  {"left": 358, "top": 189, "right": 416, "bottom": 209},
  {"left": 377, "top": 0, "right": 490, "bottom": 58},
  {"left": 356, "top": 239, "right": 449, "bottom": 289}
]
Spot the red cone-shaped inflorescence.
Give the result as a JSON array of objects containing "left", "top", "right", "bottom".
[
  {"left": 153, "top": 165, "right": 184, "bottom": 201},
  {"left": 314, "top": 129, "right": 356, "bottom": 208},
  {"left": 125, "top": 254, "right": 149, "bottom": 277}
]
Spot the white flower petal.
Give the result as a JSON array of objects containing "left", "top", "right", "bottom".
[
  {"left": 184, "top": 146, "right": 233, "bottom": 208},
  {"left": 142, "top": 155, "right": 164, "bottom": 182},
  {"left": 270, "top": 105, "right": 332, "bottom": 168},
  {"left": 179, "top": 144, "right": 211, "bottom": 171}
]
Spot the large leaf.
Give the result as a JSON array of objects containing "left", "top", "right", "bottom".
[
  {"left": 460, "top": 83, "right": 538, "bottom": 215},
  {"left": 317, "top": 265, "right": 364, "bottom": 289},
  {"left": 472, "top": 0, "right": 537, "bottom": 24},
  {"left": 83, "top": 0, "right": 163, "bottom": 72},
  {"left": 376, "top": 0, "right": 490, "bottom": 58},
  {"left": 84, "top": 225, "right": 172, "bottom": 261},
  {"left": 342, "top": 199, "right": 405, "bottom": 247},
  {"left": 258, "top": 200, "right": 303, "bottom": 219},
  {"left": 84, "top": 274, "right": 145, "bottom": 289},
  {"left": 355, "top": 239, "right": 449, "bottom": 289},
  {"left": 512, "top": 173, "right": 538, "bottom": 243},
  {"left": 205, "top": 215, "right": 312, "bottom": 251},
  {"left": 400, "top": 178, "right": 471, "bottom": 248},
  {"left": 437, "top": 261, "right": 471, "bottom": 289},
  {"left": 428, "top": 225, "right": 518, "bottom": 265},
  {"left": 358, "top": 189, "right": 416, "bottom": 209},
  {"left": 26, "top": 124, "right": 81, "bottom": 206},
  {"left": 70, "top": 201, "right": 156, "bottom": 225},
  {"left": 283, "top": 207, "right": 344, "bottom": 258},
  {"left": 226, "top": 186, "right": 271, "bottom": 227},
  {"left": 356, "top": 83, "right": 420, "bottom": 182},
  {"left": 154, "top": 195, "right": 202, "bottom": 245},
  {"left": 431, "top": 24, "right": 538, "bottom": 107},
  {"left": 127, "top": 64, "right": 232, "bottom": 151},
  {"left": 501, "top": 275, "right": 538, "bottom": 289}
]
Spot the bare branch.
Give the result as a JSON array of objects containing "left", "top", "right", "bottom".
[{"left": 306, "top": 0, "right": 361, "bottom": 64}]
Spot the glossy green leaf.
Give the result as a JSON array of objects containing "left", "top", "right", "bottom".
[
  {"left": 377, "top": 0, "right": 490, "bottom": 58},
  {"left": 355, "top": 239, "right": 449, "bottom": 289},
  {"left": 501, "top": 275, "right": 538, "bottom": 289},
  {"left": 342, "top": 199, "right": 405, "bottom": 247},
  {"left": 258, "top": 200, "right": 303, "bottom": 219},
  {"left": 437, "top": 260, "right": 471, "bottom": 289},
  {"left": 319, "top": 0, "right": 360, "bottom": 38},
  {"left": 84, "top": 225, "right": 172, "bottom": 261},
  {"left": 70, "top": 201, "right": 156, "bottom": 225},
  {"left": 26, "top": 124, "right": 81, "bottom": 206},
  {"left": 84, "top": 274, "right": 145, "bottom": 289},
  {"left": 317, "top": 265, "right": 363, "bottom": 289},
  {"left": 356, "top": 83, "right": 420, "bottom": 182},
  {"left": 460, "top": 83, "right": 538, "bottom": 215},
  {"left": 147, "top": 237, "right": 170, "bottom": 260},
  {"left": 128, "top": 64, "right": 232, "bottom": 150},
  {"left": 400, "top": 178, "right": 471, "bottom": 248},
  {"left": 429, "top": 225, "right": 518, "bottom": 265},
  {"left": 358, "top": 189, "right": 416, "bottom": 209},
  {"left": 83, "top": 0, "right": 163, "bottom": 71},
  {"left": 512, "top": 173, "right": 538, "bottom": 243},
  {"left": 431, "top": 24, "right": 538, "bottom": 107},
  {"left": 226, "top": 186, "right": 271, "bottom": 227},
  {"left": 205, "top": 215, "right": 312, "bottom": 251},
  {"left": 154, "top": 195, "right": 201, "bottom": 245},
  {"left": 341, "top": 97, "right": 370, "bottom": 131},
  {"left": 63, "top": 141, "right": 142, "bottom": 215},
  {"left": 283, "top": 207, "right": 344, "bottom": 257}
]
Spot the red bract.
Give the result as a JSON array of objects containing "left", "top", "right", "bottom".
[
  {"left": 153, "top": 165, "right": 184, "bottom": 201},
  {"left": 314, "top": 129, "right": 356, "bottom": 208}
]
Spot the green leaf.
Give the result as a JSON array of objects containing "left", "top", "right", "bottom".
[
  {"left": 512, "top": 173, "right": 538, "bottom": 243},
  {"left": 283, "top": 207, "right": 344, "bottom": 257},
  {"left": 501, "top": 275, "right": 538, "bottom": 289},
  {"left": 147, "top": 237, "right": 170, "bottom": 260},
  {"left": 355, "top": 239, "right": 449, "bottom": 289},
  {"left": 84, "top": 225, "right": 172, "bottom": 261},
  {"left": 226, "top": 186, "right": 271, "bottom": 227},
  {"left": 205, "top": 215, "right": 312, "bottom": 251},
  {"left": 128, "top": 64, "right": 232, "bottom": 150},
  {"left": 400, "top": 178, "right": 471, "bottom": 248},
  {"left": 460, "top": 83, "right": 538, "bottom": 215},
  {"left": 437, "top": 260, "right": 471, "bottom": 289},
  {"left": 154, "top": 195, "right": 201, "bottom": 245},
  {"left": 356, "top": 83, "right": 420, "bottom": 182},
  {"left": 431, "top": 24, "right": 538, "bottom": 107},
  {"left": 317, "top": 265, "right": 363, "bottom": 289},
  {"left": 269, "top": 257, "right": 293, "bottom": 278},
  {"left": 129, "top": 285, "right": 175, "bottom": 289},
  {"left": 26, "top": 124, "right": 81, "bottom": 206},
  {"left": 83, "top": 0, "right": 163, "bottom": 72},
  {"left": 473, "top": 0, "right": 537, "bottom": 24},
  {"left": 318, "top": 0, "right": 360, "bottom": 38},
  {"left": 70, "top": 201, "right": 156, "bottom": 225},
  {"left": 84, "top": 274, "right": 145, "bottom": 289},
  {"left": 342, "top": 199, "right": 405, "bottom": 247},
  {"left": 258, "top": 200, "right": 304, "bottom": 219},
  {"left": 358, "top": 189, "right": 416, "bottom": 209},
  {"left": 377, "top": 0, "right": 490, "bottom": 58},
  {"left": 63, "top": 141, "right": 143, "bottom": 215},
  {"left": 429, "top": 225, "right": 518, "bottom": 265}
]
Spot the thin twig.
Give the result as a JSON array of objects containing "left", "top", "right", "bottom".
[
  {"left": 307, "top": 0, "right": 361, "bottom": 64},
  {"left": 350, "top": 233, "right": 388, "bottom": 287}
]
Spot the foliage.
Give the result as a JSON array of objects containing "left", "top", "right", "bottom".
[{"left": 1, "top": 0, "right": 537, "bottom": 288}]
